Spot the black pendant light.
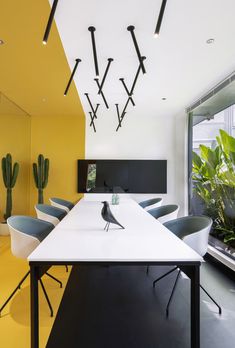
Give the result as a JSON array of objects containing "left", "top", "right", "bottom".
[
  {"left": 127, "top": 25, "right": 146, "bottom": 74},
  {"left": 119, "top": 78, "right": 135, "bottom": 106},
  {"left": 154, "top": 0, "right": 167, "bottom": 37},
  {"left": 64, "top": 59, "right": 81, "bottom": 96},
  {"left": 94, "top": 79, "right": 109, "bottom": 109},
  {"left": 43, "top": 0, "right": 59, "bottom": 45},
  {"left": 98, "top": 58, "right": 114, "bottom": 94},
  {"left": 88, "top": 26, "right": 99, "bottom": 78}
]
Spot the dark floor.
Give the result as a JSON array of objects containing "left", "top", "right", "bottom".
[{"left": 47, "top": 260, "right": 235, "bottom": 348}]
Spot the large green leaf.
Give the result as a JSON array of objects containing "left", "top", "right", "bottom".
[
  {"left": 192, "top": 151, "right": 202, "bottom": 169},
  {"left": 199, "top": 144, "right": 219, "bottom": 170},
  {"left": 219, "top": 129, "right": 235, "bottom": 153}
]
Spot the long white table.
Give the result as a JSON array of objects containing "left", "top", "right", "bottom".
[{"left": 28, "top": 198, "right": 202, "bottom": 348}]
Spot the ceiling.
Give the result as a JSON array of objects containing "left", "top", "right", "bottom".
[{"left": 50, "top": 0, "right": 235, "bottom": 125}]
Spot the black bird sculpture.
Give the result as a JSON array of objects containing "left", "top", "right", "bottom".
[{"left": 101, "top": 201, "right": 125, "bottom": 231}]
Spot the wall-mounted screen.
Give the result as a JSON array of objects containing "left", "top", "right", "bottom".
[{"left": 78, "top": 160, "right": 167, "bottom": 194}]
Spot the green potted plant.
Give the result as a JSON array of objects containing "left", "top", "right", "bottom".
[
  {"left": 33, "top": 154, "right": 49, "bottom": 204},
  {"left": 0, "top": 153, "right": 19, "bottom": 235},
  {"left": 192, "top": 129, "right": 235, "bottom": 246}
]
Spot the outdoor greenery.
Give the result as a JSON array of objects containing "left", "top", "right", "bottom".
[{"left": 192, "top": 129, "right": 235, "bottom": 245}]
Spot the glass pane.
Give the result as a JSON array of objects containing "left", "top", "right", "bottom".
[
  {"left": 191, "top": 105, "right": 235, "bottom": 251},
  {"left": 193, "top": 110, "right": 225, "bottom": 151}
]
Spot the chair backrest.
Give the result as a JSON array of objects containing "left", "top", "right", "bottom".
[
  {"left": 49, "top": 197, "right": 74, "bottom": 213},
  {"left": 164, "top": 215, "right": 213, "bottom": 257},
  {"left": 7, "top": 216, "right": 54, "bottom": 259},
  {"left": 148, "top": 204, "right": 179, "bottom": 224},
  {"left": 139, "top": 198, "right": 163, "bottom": 210},
  {"left": 35, "top": 204, "right": 67, "bottom": 226}
]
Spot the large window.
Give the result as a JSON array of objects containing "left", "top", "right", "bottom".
[{"left": 188, "top": 74, "right": 235, "bottom": 259}]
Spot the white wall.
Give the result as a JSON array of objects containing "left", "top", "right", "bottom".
[{"left": 85, "top": 109, "right": 188, "bottom": 215}]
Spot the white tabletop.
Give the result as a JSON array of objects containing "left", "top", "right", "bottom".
[{"left": 28, "top": 198, "right": 202, "bottom": 263}]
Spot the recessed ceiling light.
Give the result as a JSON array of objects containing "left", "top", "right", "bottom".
[
  {"left": 162, "top": 97, "right": 167, "bottom": 100},
  {"left": 0, "top": 39, "right": 4, "bottom": 45},
  {"left": 206, "top": 38, "right": 215, "bottom": 44}
]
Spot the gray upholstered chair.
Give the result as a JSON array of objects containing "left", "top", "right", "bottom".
[
  {"left": 152, "top": 215, "right": 222, "bottom": 316},
  {"left": 148, "top": 204, "right": 179, "bottom": 224},
  {"left": 0, "top": 216, "right": 62, "bottom": 317},
  {"left": 139, "top": 198, "right": 163, "bottom": 210},
  {"left": 49, "top": 197, "right": 74, "bottom": 213},
  {"left": 35, "top": 204, "right": 67, "bottom": 226}
]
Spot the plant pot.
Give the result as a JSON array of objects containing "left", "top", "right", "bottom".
[{"left": 0, "top": 221, "right": 9, "bottom": 236}]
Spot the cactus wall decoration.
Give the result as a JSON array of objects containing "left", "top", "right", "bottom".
[
  {"left": 33, "top": 154, "right": 49, "bottom": 204},
  {"left": 1, "top": 154, "right": 19, "bottom": 220}
]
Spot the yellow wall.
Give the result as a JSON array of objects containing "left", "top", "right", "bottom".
[
  {"left": 30, "top": 115, "right": 85, "bottom": 215},
  {"left": 0, "top": 114, "right": 31, "bottom": 220},
  {"left": 0, "top": 0, "right": 86, "bottom": 218}
]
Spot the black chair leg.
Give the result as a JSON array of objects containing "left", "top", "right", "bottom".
[
  {"left": 39, "top": 279, "right": 53, "bottom": 317},
  {"left": 153, "top": 266, "right": 178, "bottom": 288},
  {"left": 0, "top": 270, "right": 30, "bottom": 317},
  {"left": 200, "top": 284, "right": 222, "bottom": 314},
  {"left": 166, "top": 270, "right": 181, "bottom": 317},
  {"left": 45, "top": 272, "right": 63, "bottom": 288}
]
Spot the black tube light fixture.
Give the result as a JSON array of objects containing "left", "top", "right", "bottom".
[
  {"left": 64, "top": 58, "right": 81, "bottom": 96},
  {"left": 154, "top": 0, "right": 167, "bottom": 38},
  {"left": 119, "top": 78, "right": 135, "bottom": 106},
  {"left": 88, "top": 26, "right": 99, "bottom": 78},
  {"left": 127, "top": 25, "right": 146, "bottom": 74},
  {"left": 42, "top": 0, "right": 59, "bottom": 45},
  {"left": 130, "top": 56, "right": 146, "bottom": 95},
  {"left": 115, "top": 104, "right": 122, "bottom": 128},
  {"left": 98, "top": 58, "right": 114, "bottom": 94},
  {"left": 85, "top": 93, "right": 99, "bottom": 119},
  {"left": 116, "top": 98, "right": 130, "bottom": 132},
  {"left": 94, "top": 78, "right": 109, "bottom": 109},
  {"left": 89, "top": 111, "right": 97, "bottom": 133}
]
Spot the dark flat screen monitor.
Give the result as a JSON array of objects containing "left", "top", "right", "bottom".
[{"left": 78, "top": 160, "right": 167, "bottom": 194}]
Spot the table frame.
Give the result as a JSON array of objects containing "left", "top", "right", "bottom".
[{"left": 29, "top": 260, "right": 200, "bottom": 348}]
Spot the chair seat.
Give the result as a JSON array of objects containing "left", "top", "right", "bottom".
[
  {"left": 35, "top": 204, "right": 67, "bottom": 221},
  {"left": 7, "top": 216, "right": 54, "bottom": 242},
  {"left": 50, "top": 197, "right": 74, "bottom": 211},
  {"left": 139, "top": 198, "right": 162, "bottom": 209}
]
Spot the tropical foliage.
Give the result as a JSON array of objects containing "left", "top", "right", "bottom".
[{"left": 192, "top": 129, "right": 235, "bottom": 244}]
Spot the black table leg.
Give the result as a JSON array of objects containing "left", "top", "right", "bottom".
[
  {"left": 30, "top": 264, "right": 39, "bottom": 348},
  {"left": 190, "top": 265, "right": 200, "bottom": 348},
  {"left": 180, "top": 264, "right": 200, "bottom": 348}
]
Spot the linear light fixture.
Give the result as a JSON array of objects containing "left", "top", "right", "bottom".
[
  {"left": 116, "top": 57, "right": 146, "bottom": 132},
  {"left": 85, "top": 93, "right": 99, "bottom": 119},
  {"left": 130, "top": 56, "right": 146, "bottom": 95},
  {"left": 116, "top": 98, "right": 130, "bottom": 132},
  {"left": 116, "top": 110, "right": 127, "bottom": 132},
  {"left": 127, "top": 25, "right": 146, "bottom": 74},
  {"left": 89, "top": 104, "right": 100, "bottom": 125},
  {"left": 119, "top": 78, "right": 135, "bottom": 106},
  {"left": 89, "top": 112, "right": 96, "bottom": 132},
  {"left": 88, "top": 26, "right": 99, "bottom": 78},
  {"left": 42, "top": 0, "right": 59, "bottom": 45},
  {"left": 154, "top": 0, "right": 167, "bottom": 38},
  {"left": 64, "top": 59, "right": 81, "bottom": 96},
  {"left": 98, "top": 58, "right": 114, "bottom": 94},
  {"left": 94, "top": 79, "right": 109, "bottom": 109},
  {"left": 115, "top": 104, "right": 122, "bottom": 128}
]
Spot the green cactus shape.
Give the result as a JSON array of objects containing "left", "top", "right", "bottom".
[
  {"left": 1, "top": 153, "right": 20, "bottom": 220},
  {"left": 33, "top": 154, "right": 49, "bottom": 204}
]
